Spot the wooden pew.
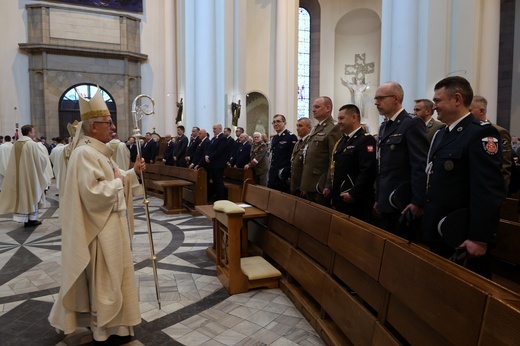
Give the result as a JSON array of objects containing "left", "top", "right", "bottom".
[
  {"left": 213, "top": 202, "right": 281, "bottom": 294},
  {"left": 500, "top": 197, "right": 519, "bottom": 222},
  {"left": 202, "top": 185, "right": 520, "bottom": 345},
  {"left": 223, "top": 166, "right": 254, "bottom": 202},
  {"left": 142, "top": 165, "right": 207, "bottom": 214}
]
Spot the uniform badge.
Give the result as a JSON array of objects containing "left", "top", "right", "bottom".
[
  {"left": 367, "top": 145, "right": 374, "bottom": 153},
  {"left": 390, "top": 144, "right": 395, "bottom": 151},
  {"left": 444, "top": 160, "right": 454, "bottom": 171},
  {"left": 482, "top": 137, "right": 498, "bottom": 155}
]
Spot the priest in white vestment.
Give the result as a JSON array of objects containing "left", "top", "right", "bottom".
[
  {"left": 49, "top": 137, "right": 66, "bottom": 192},
  {"left": 49, "top": 88, "right": 145, "bottom": 343},
  {"left": 107, "top": 133, "right": 131, "bottom": 170},
  {"left": 0, "top": 135, "right": 14, "bottom": 188},
  {"left": 0, "top": 125, "right": 48, "bottom": 226}
]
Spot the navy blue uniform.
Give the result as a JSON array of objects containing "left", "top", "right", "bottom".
[
  {"left": 331, "top": 128, "right": 377, "bottom": 222},
  {"left": 268, "top": 129, "right": 297, "bottom": 192},
  {"left": 423, "top": 114, "right": 505, "bottom": 277},
  {"left": 376, "top": 110, "right": 428, "bottom": 237}
]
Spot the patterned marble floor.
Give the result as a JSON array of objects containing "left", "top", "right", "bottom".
[{"left": 0, "top": 183, "right": 324, "bottom": 346}]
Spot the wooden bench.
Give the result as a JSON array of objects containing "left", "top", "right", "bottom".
[
  {"left": 223, "top": 166, "right": 253, "bottom": 202},
  {"left": 143, "top": 164, "right": 207, "bottom": 214},
  {"left": 153, "top": 179, "right": 192, "bottom": 214},
  {"left": 213, "top": 201, "right": 281, "bottom": 294},
  {"left": 240, "top": 186, "right": 520, "bottom": 345}
]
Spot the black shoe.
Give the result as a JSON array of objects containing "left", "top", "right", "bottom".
[{"left": 24, "top": 220, "right": 42, "bottom": 227}]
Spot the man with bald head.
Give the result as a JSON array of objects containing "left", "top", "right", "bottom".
[
  {"left": 300, "top": 96, "right": 342, "bottom": 205},
  {"left": 374, "top": 81, "right": 428, "bottom": 239}
]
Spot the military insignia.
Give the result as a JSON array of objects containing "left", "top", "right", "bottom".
[
  {"left": 390, "top": 133, "right": 402, "bottom": 137},
  {"left": 347, "top": 145, "right": 355, "bottom": 149},
  {"left": 482, "top": 137, "right": 498, "bottom": 155},
  {"left": 456, "top": 127, "right": 463, "bottom": 132},
  {"left": 280, "top": 141, "right": 287, "bottom": 144},
  {"left": 317, "top": 132, "right": 325, "bottom": 136},
  {"left": 390, "top": 144, "right": 395, "bottom": 150},
  {"left": 444, "top": 160, "right": 454, "bottom": 171},
  {"left": 367, "top": 145, "right": 374, "bottom": 153}
]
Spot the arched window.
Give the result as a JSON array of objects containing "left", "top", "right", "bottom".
[
  {"left": 297, "top": 7, "right": 311, "bottom": 119},
  {"left": 58, "top": 84, "right": 116, "bottom": 138}
]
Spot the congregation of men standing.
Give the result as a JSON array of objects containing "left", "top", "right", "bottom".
[{"left": 0, "top": 75, "right": 513, "bottom": 346}]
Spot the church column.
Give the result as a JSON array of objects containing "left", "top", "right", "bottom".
[
  {"left": 274, "top": 0, "right": 298, "bottom": 130},
  {"left": 232, "top": 0, "right": 247, "bottom": 130},
  {"left": 476, "top": 0, "right": 500, "bottom": 121},
  {"left": 164, "top": 0, "right": 177, "bottom": 132},
  {"left": 380, "top": 0, "right": 420, "bottom": 109}
]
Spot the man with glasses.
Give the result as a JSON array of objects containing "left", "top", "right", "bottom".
[
  {"left": 268, "top": 114, "right": 297, "bottom": 192},
  {"left": 49, "top": 88, "right": 145, "bottom": 343},
  {"left": 374, "top": 82, "right": 428, "bottom": 240}
]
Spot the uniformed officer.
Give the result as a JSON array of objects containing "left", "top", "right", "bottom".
[
  {"left": 323, "top": 104, "right": 376, "bottom": 222},
  {"left": 469, "top": 95, "right": 512, "bottom": 191},
  {"left": 300, "top": 96, "right": 342, "bottom": 205},
  {"left": 268, "top": 114, "right": 297, "bottom": 192},
  {"left": 374, "top": 82, "right": 429, "bottom": 239},
  {"left": 423, "top": 76, "right": 505, "bottom": 278},
  {"left": 290, "top": 117, "right": 312, "bottom": 196}
]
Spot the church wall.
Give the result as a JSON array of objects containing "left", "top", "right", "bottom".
[
  {"left": 0, "top": 1, "right": 31, "bottom": 136},
  {"left": 245, "top": 1, "right": 274, "bottom": 127},
  {"left": 334, "top": 8, "right": 381, "bottom": 134}
]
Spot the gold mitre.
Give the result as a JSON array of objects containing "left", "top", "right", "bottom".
[
  {"left": 77, "top": 87, "right": 111, "bottom": 120},
  {"left": 66, "top": 120, "right": 79, "bottom": 137}
]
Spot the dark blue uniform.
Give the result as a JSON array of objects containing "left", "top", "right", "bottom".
[
  {"left": 331, "top": 128, "right": 377, "bottom": 222},
  {"left": 268, "top": 129, "right": 297, "bottom": 192},
  {"left": 422, "top": 114, "right": 505, "bottom": 277},
  {"left": 376, "top": 110, "right": 428, "bottom": 237}
]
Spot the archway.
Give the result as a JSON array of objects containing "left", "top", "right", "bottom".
[
  {"left": 246, "top": 92, "right": 270, "bottom": 137},
  {"left": 58, "top": 84, "right": 117, "bottom": 138}
]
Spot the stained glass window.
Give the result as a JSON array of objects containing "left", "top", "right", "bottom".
[{"left": 298, "top": 8, "right": 311, "bottom": 119}]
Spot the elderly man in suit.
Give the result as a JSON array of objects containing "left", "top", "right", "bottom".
[
  {"left": 300, "top": 96, "right": 342, "bottom": 205},
  {"left": 205, "top": 124, "right": 229, "bottom": 200},
  {"left": 374, "top": 82, "right": 429, "bottom": 239}
]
